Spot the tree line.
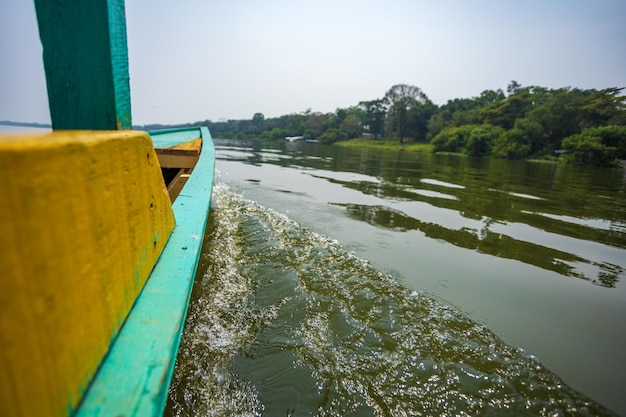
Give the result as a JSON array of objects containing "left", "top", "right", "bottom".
[{"left": 142, "top": 82, "right": 626, "bottom": 167}]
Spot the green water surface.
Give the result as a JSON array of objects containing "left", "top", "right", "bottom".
[{"left": 167, "top": 140, "right": 626, "bottom": 416}]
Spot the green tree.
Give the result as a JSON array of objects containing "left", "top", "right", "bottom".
[
  {"left": 480, "top": 89, "right": 534, "bottom": 129},
  {"left": 339, "top": 114, "right": 362, "bottom": 139},
  {"left": 507, "top": 80, "right": 522, "bottom": 95},
  {"left": 252, "top": 112, "right": 265, "bottom": 126},
  {"left": 431, "top": 125, "right": 477, "bottom": 153},
  {"left": 268, "top": 127, "right": 288, "bottom": 141},
  {"left": 492, "top": 118, "right": 544, "bottom": 159},
  {"left": 562, "top": 134, "right": 616, "bottom": 166},
  {"left": 318, "top": 128, "right": 347, "bottom": 144},
  {"left": 492, "top": 129, "right": 532, "bottom": 159},
  {"left": 477, "top": 88, "right": 506, "bottom": 105},
  {"left": 593, "top": 125, "right": 626, "bottom": 158},
  {"left": 383, "top": 84, "right": 432, "bottom": 143},
  {"left": 336, "top": 108, "right": 347, "bottom": 126},
  {"left": 463, "top": 124, "right": 504, "bottom": 156},
  {"left": 528, "top": 87, "right": 592, "bottom": 148},
  {"left": 303, "top": 111, "right": 330, "bottom": 139},
  {"left": 431, "top": 124, "right": 502, "bottom": 156},
  {"left": 427, "top": 91, "right": 504, "bottom": 140},
  {"left": 581, "top": 87, "right": 626, "bottom": 127},
  {"left": 562, "top": 125, "right": 626, "bottom": 165},
  {"left": 359, "top": 99, "right": 386, "bottom": 138},
  {"left": 518, "top": 118, "right": 547, "bottom": 154},
  {"left": 406, "top": 101, "right": 437, "bottom": 142}
]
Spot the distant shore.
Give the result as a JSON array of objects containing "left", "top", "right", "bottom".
[
  {"left": 335, "top": 138, "right": 432, "bottom": 152},
  {"left": 334, "top": 138, "right": 573, "bottom": 164},
  {"left": 0, "top": 120, "right": 51, "bottom": 128}
]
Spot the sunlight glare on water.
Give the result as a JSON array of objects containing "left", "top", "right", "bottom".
[{"left": 166, "top": 184, "right": 615, "bottom": 417}]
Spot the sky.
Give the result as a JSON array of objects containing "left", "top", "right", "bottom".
[{"left": 1, "top": 0, "right": 625, "bottom": 126}]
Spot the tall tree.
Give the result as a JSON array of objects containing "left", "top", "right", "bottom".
[
  {"left": 582, "top": 87, "right": 626, "bottom": 126},
  {"left": 507, "top": 80, "right": 522, "bottom": 95},
  {"left": 303, "top": 111, "right": 329, "bottom": 139},
  {"left": 359, "top": 99, "right": 386, "bottom": 138},
  {"left": 250, "top": 112, "right": 265, "bottom": 135},
  {"left": 384, "top": 84, "right": 432, "bottom": 143},
  {"left": 252, "top": 112, "right": 265, "bottom": 126},
  {"left": 480, "top": 89, "right": 534, "bottom": 129},
  {"left": 527, "top": 88, "right": 591, "bottom": 148}
]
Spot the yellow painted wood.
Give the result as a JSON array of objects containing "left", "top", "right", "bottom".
[
  {"left": 155, "top": 137, "right": 201, "bottom": 169},
  {"left": 167, "top": 137, "right": 201, "bottom": 151},
  {"left": 0, "top": 131, "right": 175, "bottom": 417}
]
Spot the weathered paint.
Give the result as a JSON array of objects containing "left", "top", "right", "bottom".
[
  {"left": 75, "top": 127, "right": 215, "bottom": 416},
  {"left": 149, "top": 128, "right": 204, "bottom": 148},
  {"left": 0, "top": 131, "right": 175, "bottom": 417},
  {"left": 34, "top": 0, "right": 132, "bottom": 130}
]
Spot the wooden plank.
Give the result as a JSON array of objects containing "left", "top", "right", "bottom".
[
  {"left": 156, "top": 152, "right": 200, "bottom": 169},
  {"left": 0, "top": 131, "right": 175, "bottom": 417},
  {"left": 33, "top": 0, "right": 132, "bottom": 130},
  {"left": 166, "top": 170, "right": 192, "bottom": 202},
  {"left": 75, "top": 127, "right": 215, "bottom": 417}
]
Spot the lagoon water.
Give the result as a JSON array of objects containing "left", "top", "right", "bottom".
[
  {"left": 167, "top": 139, "right": 626, "bottom": 416},
  {"left": 0, "top": 124, "right": 51, "bottom": 133}
]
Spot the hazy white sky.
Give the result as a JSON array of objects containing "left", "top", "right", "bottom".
[{"left": 1, "top": 0, "right": 625, "bottom": 125}]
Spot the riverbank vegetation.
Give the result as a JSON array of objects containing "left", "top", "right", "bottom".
[
  {"left": 335, "top": 138, "right": 433, "bottom": 153},
  {"left": 140, "top": 82, "right": 626, "bottom": 167}
]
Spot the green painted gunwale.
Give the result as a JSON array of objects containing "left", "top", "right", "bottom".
[{"left": 74, "top": 127, "right": 215, "bottom": 416}]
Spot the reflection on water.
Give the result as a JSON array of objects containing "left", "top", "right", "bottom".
[
  {"left": 171, "top": 140, "right": 626, "bottom": 415},
  {"left": 167, "top": 185, "right": 616, "bottom": 416},
  {"left": 220, "top": 141, "right": 626, "bottom": 288},
  {"left": 336, "top": 202, "right": 623, "bottom": 288}
]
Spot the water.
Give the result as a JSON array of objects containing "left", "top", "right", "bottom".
[
  {"left": 0, "top": 124, "right": 51, "bottom": 133},
  {"left": 167, "top": 140, "right": 626, "bottom": 416}
]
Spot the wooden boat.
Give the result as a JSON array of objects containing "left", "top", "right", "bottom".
[
  {"left": 0, "top": 1, "right": 215, "bottom": 416},
  {"left": 73, "top": 127, "right": 216, "bottom": 417}
]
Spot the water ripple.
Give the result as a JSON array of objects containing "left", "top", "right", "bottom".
[{"left": 166, "top": 184, "right": 616, "bottom": 417}]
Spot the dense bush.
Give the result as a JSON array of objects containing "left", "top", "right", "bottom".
[
  {"left": 431, "top": 124, "right": 503, "bottom": 156},
  {"left": 561, "top": 125, "right": 626, "bottom": 166},
  {"left": 464, "top": 124, "right": 504, "bottom": 156},
  {"left": 492, "top": 118, "right": 544, "bottom": 159},
  {"left": 318, "top": 128, "right": 347, "bottom": 144},
  {"left": 431, "top": 125, "right": 478, "bottom": 153}
]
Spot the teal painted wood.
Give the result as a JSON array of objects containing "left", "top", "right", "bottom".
[
  {"left": 107, "top": 0, "right": 132, "bottom": 129},
  {"left": 74, "top": 127, "right": 215, "bottom": 417},
  {"left": 149, "top": 127, "right": 204, "bottom": 148},
  {"left": 34, "top": 0, "right": 132, "bottom": 130}
]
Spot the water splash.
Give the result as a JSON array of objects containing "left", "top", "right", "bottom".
[{"left": 166, "top": 184, "right": 616, "bottom": 417}]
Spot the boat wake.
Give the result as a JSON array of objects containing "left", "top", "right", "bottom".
[{"left": 166, "top": 183, "right": 615, "bottom": 417}]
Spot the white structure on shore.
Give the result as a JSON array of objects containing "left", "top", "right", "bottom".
[{"left": 285, "top": 136, "right": 304, "bottom": 142}]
